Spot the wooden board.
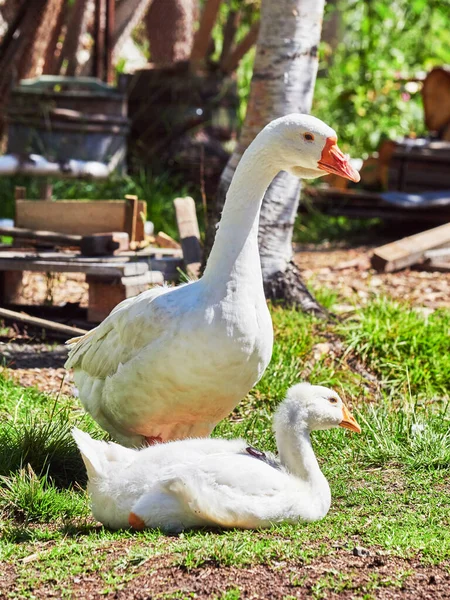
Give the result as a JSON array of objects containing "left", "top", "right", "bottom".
[
  {"left": 371, "top": 223, "right": 450, "bottom": 272},
  {"left": 15, "top": 199, "right": 146, "bottom": 241},
  {"left": 0, "top": 257, "right": 148, "bottom": 277},
  {"left": 86, "top": 270, "right": 162, "bottom": 322},
  {"left": 174, "top": 196, "right": 202, "bottom": 278}
]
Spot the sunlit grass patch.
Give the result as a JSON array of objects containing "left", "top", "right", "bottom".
[
  {"left": 0, "top": 293, "right": 449, "bottom": 592},
  {"left": 340, "top": 297, "right": 450, "bottom": 397},
  {"left": 0, "top": 466, "right": 88, "bottom": 524}
]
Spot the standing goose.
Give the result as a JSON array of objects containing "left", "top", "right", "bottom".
[
  {"left": 65, "top": 115, "right": 359, "bottom": 447},
  {"left": 73, "top": 383, "right": 361, "bottom": 531}
]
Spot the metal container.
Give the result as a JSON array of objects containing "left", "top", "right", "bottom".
[{"left": 6, "top": 76, "right": 130, "bottom": 173}]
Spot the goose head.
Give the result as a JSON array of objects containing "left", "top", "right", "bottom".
[
  {"left": 258, "top": 114, "right": 360, "bottom": 183},
  {"left": 274, "top": 382, "right": 361, "bottom": 435}
]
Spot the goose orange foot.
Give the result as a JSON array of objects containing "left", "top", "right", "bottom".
[{"left": 129, "top": 512, "right": 146, "bottom": 530}]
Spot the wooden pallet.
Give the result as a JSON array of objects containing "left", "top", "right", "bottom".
[{"left": 0, "top": 249, "right": 182, "bottom": 323}]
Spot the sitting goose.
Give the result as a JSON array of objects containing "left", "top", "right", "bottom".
[
  {"left": 73, "top": 383, "right": 361, "bottom": 531},
  {"left": 65, "top": 115, "right": 360, "bottom": 447}
]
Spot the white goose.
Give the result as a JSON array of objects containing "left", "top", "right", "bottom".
[
  {"left": 65, "top": 115, "right": 359, "bottom": 447},
  {"left": 73, "top": 383, "right": 361, "bottom": 531}
]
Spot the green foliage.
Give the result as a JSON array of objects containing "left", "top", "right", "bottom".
[
  {"left": 294, "top": 208, "right": 380, "bottom": 245},
  {"left": 340, "top": 297, "right": 450, "bottom": 396},
  {"left": 233, "top": 0, "right": 450, "bottom": 156},
  {"left": 0, "top": 467, "right": 87, "bottom": 524},
  {"left": 314, "top": 0, "right": 450, "bottom": 156}
]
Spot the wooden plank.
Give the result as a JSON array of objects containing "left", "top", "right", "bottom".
[
  {"left": 423, "top": 261, "right": 450, "bottom": 272},
  {"left": 155, "top": 232, "right": 181, "bottom": 249},
  {"left": 125, "top": 195, "right": 138, "bottom": 242},
  {"left": 173, "top": 197, "right": 202, "bottom": 278},
  {"left": 106, "top": 0, "right": 115, "bottom": 84},
  {"left": 15, "top": 200, "right": 129, "bottom": 236},
  {"left": 0, "top": 258, "right": 148, "bottom": 277},
  {"left": 0, "top": 271, "right": 24, "bottom": 304},
  {"left": 93, "top": 0, "right": 106, "bottom": 80},
  {"left": 85, "top": 271, "right": 164, "bottom": 286},
  {"left": 371, "top": 223, "right": 450, "bottom": 272},
  {"left": 0, "top": 226, "right": 81, "bottom": 245},
  {"left": 87, "top": 270, "right": 159, "bottom": 322},
  {"left": 0, "top": 307, "right": 88, "bottom": 338},
  {"left": 15, "top": 187, "right": 26, "bottom": 201},
  {"left": 0, "top": 248, "right": 182, "bottom": 260},
  {"left": 136, "top": 201, "right": 146, "bottom": 242},
  {"left": 424, "top": 247, "right": 450, "bottom": 260}
]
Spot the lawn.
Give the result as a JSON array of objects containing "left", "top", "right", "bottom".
[{"left": 0, "top": 292, "right": 449, "bottom": 598}]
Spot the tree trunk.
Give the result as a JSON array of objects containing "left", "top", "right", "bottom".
[
  {"left": 0, "top": 0, "right": 24, "bottom": 28},
  {"left": 42, "top": 0, "right": 69, "bottom": 74},
  {"left": 59, "top": 0, "right": 88, "bottom": 76},
  {"left": 206, "top": 0, "right": 327, "bottom": 315},
  {"left": 113, "top": 0, "right": 154, "bottom": 59},
  {"left": 145, "top": 0, "right": 198, "bottom": 64},
  {"left": 18, "top": 0, "right": 67, "bottom": 79}
]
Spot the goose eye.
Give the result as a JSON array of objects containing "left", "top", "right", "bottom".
[
  {"left": 328, "top": 397, "right": 338, "bottom": 404},
  {"left": 303, "top": 132, "right": 315, "bottom": 142}
]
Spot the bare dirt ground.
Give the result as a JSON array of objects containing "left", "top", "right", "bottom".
[
  {"left": 1, "top": 546, "right": 449, "bottom": 599},
  {"left": 295, "top": 244, "right": 450, "bottom": 311}
]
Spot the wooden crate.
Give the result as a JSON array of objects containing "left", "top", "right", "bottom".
[
  {"left": 0, "top": 250, "right": 168, "bottom": 322},
  {"left": 388, "top": 140, "right": 450, "bottom": 193},
  {"left": 14, "top": 191, "right": 146, "bottom": 242}
]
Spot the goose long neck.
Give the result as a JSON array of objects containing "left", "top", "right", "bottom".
[
  {"left": 276, "top": 425, "right": 324, "bottom": 484},
  {"left": 203, "top": 143, "right": 279, "bottom": 284}
]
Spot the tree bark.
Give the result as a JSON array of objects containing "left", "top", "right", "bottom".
[
  {"left": 206, "top": 0, "right": 327, "bottom": 315},
  {"left": 145, "top": 0, "right": 198, "bottom": 64},
  {"left": 18, "top": 0, "right": 67, "bottom": 79},
  {"left": 59, "top": 0, "right": 88, "bottom": 76},
  {"left": 113, "top": 0, "right": 154, "bottom": 59},
  {"left": 0, "top": 0, "right": 24, "bottom": 27},
  {"left": 42, "top": 0, "right": 69, "bottom": 74}
]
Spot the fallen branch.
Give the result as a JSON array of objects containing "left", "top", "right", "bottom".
[{"left": 0, "top": 307, "right": 88, "bottom": 338}]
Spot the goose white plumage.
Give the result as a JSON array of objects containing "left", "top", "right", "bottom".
[
  {"left": 65, "top": 115, "right": 360, "bottom": 447},
  {"left": 73, "top": 383, "right": 361, "bottom": 532}
]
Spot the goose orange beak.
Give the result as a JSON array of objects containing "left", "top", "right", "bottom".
[
  {"left": 339, "top": 403, "right": 361, "bottom": 434},
  {"left": 318, "top": 137, "right": 360, "bottom": 183}
]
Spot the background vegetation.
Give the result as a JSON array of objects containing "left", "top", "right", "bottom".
[{"left": 1, "top": 0, "right": 449, "bottom": 237}]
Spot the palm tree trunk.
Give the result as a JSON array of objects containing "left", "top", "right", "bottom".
[{"left": 206, "top": 0, "right": 327, "bottom": 315}]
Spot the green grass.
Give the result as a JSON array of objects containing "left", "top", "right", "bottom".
[
  {"left": 0, "top": 295, "right": 449, "bottom": 596},
  {"left": 340, "top": 297, "right": 450, "bottom": 397}
]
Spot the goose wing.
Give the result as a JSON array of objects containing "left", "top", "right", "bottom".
[{"left": 64, "top": 285, "right": 171, "bottom": 377}]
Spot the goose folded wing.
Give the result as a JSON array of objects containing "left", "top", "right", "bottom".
[{"left": 64, "top": 286, "right": 170, "bottom": 378}]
